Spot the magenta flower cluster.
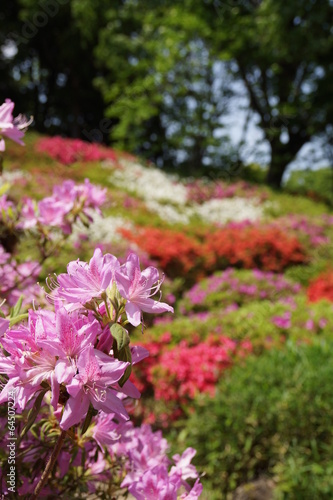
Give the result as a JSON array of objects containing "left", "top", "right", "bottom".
[{"left": 0, "top": 249, "right": 174, "bottom": 431}]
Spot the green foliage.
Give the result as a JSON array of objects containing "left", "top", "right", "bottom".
[
  {"left": 219, "top": 296, "right": 333, "bottom": 347},
  {"left": 92, "top": 2, "right": 236, "bottom": 173},
  {"left": 284, "top": 167, "right": 333, "bottom": 206},
  {"left": 149, "top": 295, "right": 333, "bottom": 354},
  {"left": 286, "top": 243, "right": 333, "bottom": 285},
  {"left": 179, "top": 341, "right": 333, "bottom": 499},
  {"left": 237, "top": 163, "right": 268, "bottom": 185},
  {"left": 265, "top": 192, "right": 330, "bottom": 217},
  {"left": 2, "top": 0, "right": 333, "bottom": 184},
  {"left": 201, "top": 0, "right": 333, "bottom": 186},
  {"left": 1, "top": 0, "right": 105, "bottom": 138}
]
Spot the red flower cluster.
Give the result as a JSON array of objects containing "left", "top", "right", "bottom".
[
  {"left": 36, "top": 136, "right": 117, "bottom": 165},
  {"left": 131, "top": 334, "right": 252, "bottom": 406},
  {"left": 120, "top": 225, "right": 307, "bottom": 277},
  {"left": 119, "top": 227, "right": 203, "bottom": 278},
  {"left": 307, "top": 270, "right": 333, "bottom": 303},
  {"left": 151, "top": 337, "right": 252, "bottom": 403},
  {"left": 204, "top": 226, "right": 307, "bottom": 272}
]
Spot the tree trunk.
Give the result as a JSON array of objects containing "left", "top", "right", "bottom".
[
  {"left": 266, "top": 134, "right": 309, "bottom": 189},
  {"left": 266, "top": 157, "right": 287, "bottom": 189}
]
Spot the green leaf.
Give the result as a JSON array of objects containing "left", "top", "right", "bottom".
[
  {"left": 81, "top": 404, "right": 98, "bottom": 435},
  {"left": 18, "top": 389, "right": 48, "bottom": 444},
  {"left": 110, "top": 323, "right": 130, "bottom": 352},
  {"left": 0, "top": 182, "right": 10, "bottom": 196},
  {"left": 9, "top": 313, "right": 28, "bottom": 327},
  {"left": 10, "top": 296, "right": 23, "bottom": 318},
  {"left": 117, "top": 345, "right": 132, "bottom": 387}
]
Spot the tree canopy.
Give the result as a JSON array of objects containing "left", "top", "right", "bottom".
[{"left": 1, "top": 0, "right": 332, "bottom": 186}]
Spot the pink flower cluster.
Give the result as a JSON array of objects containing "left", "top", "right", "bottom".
[
  {"left": 110, "top": 420, "right": 202, "bottom": 499},
  {"left": 26, "top": 179, "right": 106, "bottom": 234},
  {"left": 14, "top": 178, "right": 106, "bottom": 234},
  {"left": 0, "top": 406, "right": 202, "bottom": 497},
  {"left": 181, "top": 268, "right": 301, "bottom": 313},
  {"left": 0, "top": 249, "right": 173, "bottom": 430},
  {"left": 0, "top": 245, "right": 42, "bottom": 313},
  {"left": 0, "top": 99, "right": 30, "bottom": 151},
  {"left": 270, "top": 215, "right": 333, "bottom": 247},
  {"left": 37, "top": 136, "right": 117, "bottom": 165}
]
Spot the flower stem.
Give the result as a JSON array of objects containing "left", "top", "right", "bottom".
[{"left": 30, "top": 430, "right": 66, "bottom": 499}]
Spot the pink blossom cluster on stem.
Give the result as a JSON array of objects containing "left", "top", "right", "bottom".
[
  {"left": 0, "top": 249, "right": 174, "bottom": 429},
  {"left": 0, "top": 178, "right": 106, "bottom": 235},
  {"left": 0, "top": 99, "right": 31, "bottom": 151}
]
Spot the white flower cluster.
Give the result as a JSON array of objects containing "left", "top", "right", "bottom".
[
  {"left": 70, "top": 213, "right": 133, "bottom": 243},
  {"left": 145, "top": 196, "right": 267, "bottom": 225},
  {"left": 104, "top": 158, "right": 270, "bottom": 226},
  {"left": 107, "top": 160, "right": 188, "bottom": 205},
  {"left": 193, "top": 197, "right": 266, "bottom": 224},
  {"left": 145, "top": 199, "right": 192, "bottom": 225},
  {"left": 0, "top": 169, "right": 31, "bottom": 186}
]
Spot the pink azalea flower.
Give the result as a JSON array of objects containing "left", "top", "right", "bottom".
[
  {"left": 0, "top": 99, "right": 29, "bottom": 151},
  {"left": 126, "top": 465, "right": 181, "bottom": 500},
  {"left": 92, "top": 412, "right": 120, "bottom": 450},
  {"left": 17, "top": 198, "right": 38, "bottom": 229},
  {"left": 180, "top": 479, "right": 203, "bottom": 499},
  {"left": 56, "top": 248, "right": 119, "bottom": 305},
  {"left": 40, "top": 307, "right": 100, "bottom": 361},
  {"left": 60, "top": 345, "right": 129, "bottom": 430},
  {"left": 171, "top": 448, "right": 199, "bottom": 481},
  {"left": 0, "top": 317, "right": 9, "bottom": 337},
  {"left": 38, "top": 197, "right": 72, "bottom": 229},
  {"left": 115, "top": 253, "right": 174, "bottom": 327}
]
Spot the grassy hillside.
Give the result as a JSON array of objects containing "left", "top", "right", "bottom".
[{"left": 3, "top": 133, "right": 333, "bottom": 499}]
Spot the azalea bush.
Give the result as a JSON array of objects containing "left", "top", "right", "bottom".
[
  {"left": 120, "top": 224, "right": 308, "bottom": 283},
  {"left": 204, "top": 226, "right": 307, "bottom": 272},
  {"left": 178, "top": 268, "right": 301, "bottom": 315},
  {"left": 129, "top": 334, "right": 252, "bottom": 426},
  {"left": 119, "top": 226, "right": 203, "bottom": 280},
  {"left": 269, "top": 214, "right": 333, "bottom": 248},
  {"left": 147, "top": 294, "right": 333, "bottom": 357},
  {"left": 0, "top": 100, "right": 202, "bottom": 499},
  {"left": 213, "top": 296, "right": 333, "bottom": 352},
  {"left": 307, "top": 269, "right": 333, "bottom": 303},
  {"left": 36, "top": 136, "right": 118, "bottom": 165}
]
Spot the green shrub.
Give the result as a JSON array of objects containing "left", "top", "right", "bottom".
[
  {"left": 149, "top": 295, "right": 333, "bottom": 352},
  {"left": 178, "top": 341, "right": 333, "bottom": 499},
  {"left": 265, "top": 192, "right": 329, "bottom": 217},
  {"left": 284, "top": 167, "right": 333, "bottom": 206},
  {"left": 178, "top": 269, "right": 301, "bottom": 315},
  {"left": 286, "top": 243, "right": 333, "bottom": 286}
]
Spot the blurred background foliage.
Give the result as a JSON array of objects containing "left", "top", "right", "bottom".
[{"left": 0, "top": 0, "right": 332, "bottom": 188}]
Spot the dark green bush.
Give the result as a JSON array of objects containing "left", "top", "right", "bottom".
[{"left": 179, "top": 341, "right": 333, "bottom": 499}]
